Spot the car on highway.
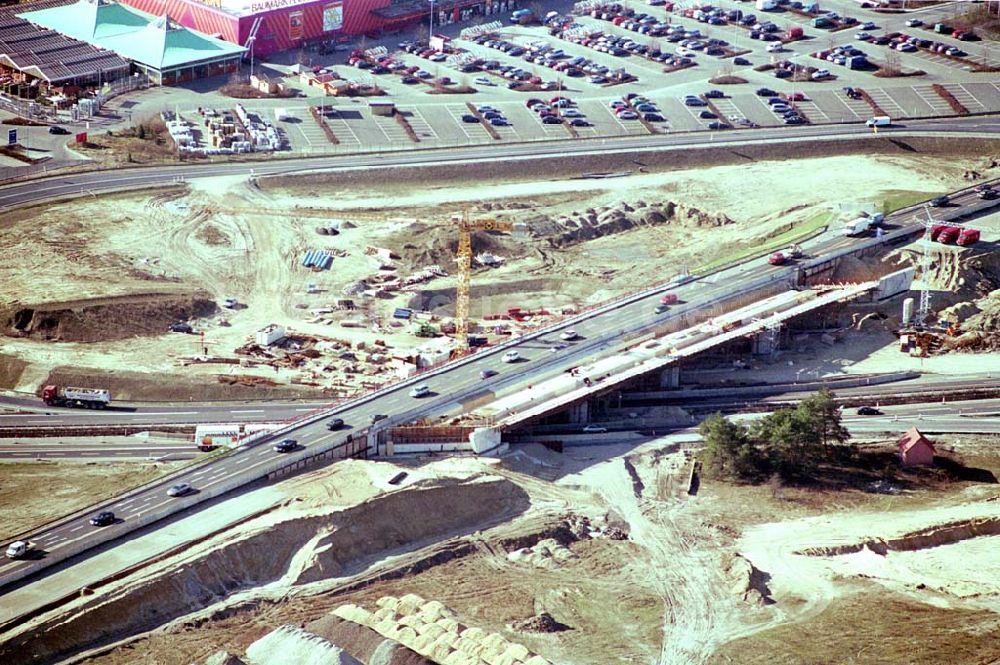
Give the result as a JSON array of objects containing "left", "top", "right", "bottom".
[
  {"left": 6, "top": 540, "right": 30, "bottom": 559},
  {"left": 654, "top": 303, "right": 670, "bottom": 313},
  {"left": 167, "top": 482, "right": 193, "bottom": 497},
  {"left": 370, "top": 413, "right": 387, "bottom": 424},
  {"left": 326, "top": 418, "right": 345, "bottom": 430},
  {"left": 272, "top": 439, "right": 298, "bottom": 453},
  {"left": 560, "top": 330, "right": 578, "bottom": 341},
  {"left": 409, "top": 384, "right": 431, "bottom": 398},
  {"left": 856, "top": 406, "right": 882, "bottom": 416},
  {"left": 89, "top": 511, "right": 115, "bottom": 527},
  {"left": 550, "top": 343, "right": 568, "bottom": 352},
  {"left": 582, "top": 424, "right": 608, "bottom": 433},
  {"left": 502, "top": 350, "right": 521, "bottom": 363},
  {"left": 480, "top": 369, "right": 498, "bottom": 380},
  {"left": 930, "top": 195, "right": 950, "bottom": 207}
]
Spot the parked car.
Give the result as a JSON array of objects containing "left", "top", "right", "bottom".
[
  {"left": 756, "top": 87, "right": 777, "bottom": 97},
  {"left": 461, "top": 114, "right": 480, "bottom": 123},
  {"left": 167, "top": 482, "right": 193, "bottom": 497},
  {"left": 48, "top": 126, "right": 70, "bottom": 135},
  {"left": 582, "top": 424, "right": 608, "bottom": 433},
  {"left": 704, "top": 89, "right": 724, "bottom": 98},
  {"left": 273, "top": 439, "right": 298, "bottom": 453},
  {"left": 89, "top": 511, "right": 116, "bottom": 527}
]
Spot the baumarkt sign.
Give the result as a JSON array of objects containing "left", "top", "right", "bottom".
[{"left": 224, "top": 0, "right": 314, "bottom": 13}]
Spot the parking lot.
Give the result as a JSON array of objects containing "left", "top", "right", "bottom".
[{"left": 167, "top": 0, "right": 998, "bottom": 156}]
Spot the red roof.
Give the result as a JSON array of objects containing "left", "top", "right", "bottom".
[{"left": 897, "top": 427, "right": 935, "bottom": 454}]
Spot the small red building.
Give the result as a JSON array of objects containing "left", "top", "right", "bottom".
[{"left": 897, "top": 427, "right": 935, "bottom": 467}]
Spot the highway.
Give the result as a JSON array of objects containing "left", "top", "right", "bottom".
[
  {"left": 0, "top": 441, "right": 194, "bottom": 460},
  {"left": 1, "top": 117, "right": 998, "bottom": 587},
  {"left": 0, "top": 115, "right": 998, "bottom": 212}
]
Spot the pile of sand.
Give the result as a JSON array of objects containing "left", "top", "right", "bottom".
[{"left": 333, "top": 594, "right": 552, "bottom": 665}]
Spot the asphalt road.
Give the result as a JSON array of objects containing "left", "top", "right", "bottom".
[
  {"left": 0, "top": 442, "right": 194, "bottom": 460},
  {"left": 1, "top": 115, "right": 997, "bottom": 213}
]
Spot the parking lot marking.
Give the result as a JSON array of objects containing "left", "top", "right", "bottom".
[
  {"left": 407, "top": 108, "right": 440, "bottom": 141},
  {"left": 321, "top": 111, "right": 361, "bottom": 149},
  {"left": 913, "top": 85, "right": 952, "bottom": 114},
  {"left": 954, "top": 83, "right": 987, "bottom": 113},
  {"left": 867, "top": 88, "right": 906, "bottom": 117},
  {"left": 446, "top": 105, "right": 482, "bottom": 141}
]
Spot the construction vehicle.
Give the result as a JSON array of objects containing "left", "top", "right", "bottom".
[
  {"left": 41, "top": 385, "right": 111, "bottom": 409},
  {"left": 453, "top": 211, "right": 517, "bottom": 355}
]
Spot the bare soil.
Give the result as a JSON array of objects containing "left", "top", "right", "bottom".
[{"left": 0, "top": 461, "right": 174, "bottom": 543}]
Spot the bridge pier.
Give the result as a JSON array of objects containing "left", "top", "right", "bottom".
[
  {"left": 567, "top": 401, "right": 590, "bottom": 424},
  {"left": 470, "top": 427, "right": 506, "bottom": 456},
  {"left": 659, "top": 366, "right": 680, "bottom": 388}
]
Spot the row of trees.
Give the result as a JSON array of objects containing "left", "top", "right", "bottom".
[{"left": 698, "top": 389, "right": 851, "bottom": 483}]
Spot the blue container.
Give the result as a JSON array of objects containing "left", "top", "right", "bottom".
[
  {"left": 303, "top": 250, "right": 315, "bottom": 267},
  {"left": 319, "top": 254, "right": 333, "bottom": 270}
]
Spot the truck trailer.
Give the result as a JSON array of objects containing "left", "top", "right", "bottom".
[
  {"left": 41, "top": 385, "right": 111, "bottom": 409},
  {"left": 842, "top": 217, "right": 872, "bottom": 236}
]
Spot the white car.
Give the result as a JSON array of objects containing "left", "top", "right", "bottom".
[
  {"left": 474, "top": 76, "right": 496, "bottom": 86},
  {"left": 167, "top": 482, "right": 192, "bottom": 497},
  {"left": 582, "top": 424, "right": 608, "bottom": 433},
  {"left": 766, "top": 42, "right": 783, "bottom": 53},
  {"left": 559, "top": 330, "right": 578, "bottom": 341},
  {"left": 409, "top": 384, "right": 431, "bottom": 398},
  {"left": 502, "top": 350, "right": 520, "bottom": 363}
]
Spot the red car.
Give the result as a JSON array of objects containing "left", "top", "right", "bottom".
[
  {"left": 660, "top": 292, "right": 679, "bottom": 305},
  {"left": 768, "top": 252, "right": 787, "bottom": 265},
  {"left": 927, "top": 224, "right": 947, "bottom": 241},
  {"left": 785, "top": 92, "right": 808, "bottom": 102}
]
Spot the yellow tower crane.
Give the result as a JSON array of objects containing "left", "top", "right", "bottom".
[{"left": 453, "top": 211, "right": 516, "bottom": 356}]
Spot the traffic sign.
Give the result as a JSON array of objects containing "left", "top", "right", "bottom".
[{"left": 7, "top": 128, "right": 15, "bottom": 146}]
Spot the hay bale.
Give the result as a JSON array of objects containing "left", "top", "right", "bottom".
[
  {"left": 450, "top": 635, "right": 485, "bottom": 657},
  {"left": 333, "top": 604, "right": 373, "bottom": 625},
  {"left": 425, "top": 639, "right": 455, "bottom": 662},
  {"left": 437, "top": 618, "right": 465, "bottom": 634},
  {"left": 503, "top": 644, "right": 530, "bottom": 661},
  {"left": 416, "top": 623, "right": 447, "bottom": 639},
  {"left": 418, "top": 600, "right": 453, "bottom": 622},
  {"left": 395, "top": 626, "right": 418, "bottom": 644},
  {"left": 317, "top": 226, "right": 330, "bottom": 235},
  {"left": 398, "top": 593, "right": 426, "bottom": 615},
  {"left": 372, "top": 607, "right": 399, "bottom": 624},
  {"left": 377, "top": 596, "right": 401, "bottom": 611},
  {"left": 443, "top": 652, "right": 483, "bottom": 665},
  {"left": 399, "top": 614, "right": 425, "bottom": 629},
  {"left": 459, "top": 627, "right": 487, "bottom": 641}
]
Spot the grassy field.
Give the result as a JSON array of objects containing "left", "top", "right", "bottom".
[
  {"left": 0, "top": 461, "right": 173, "bottom": 542},
  {"left": 709, "top": 591, "right": 1000, "bottom": 665},
  {"left": 879, "top": 189, "right": 937, "bottom": 216},
  {"left": 694, "top": 210, "right": 833, "bottom": 276}
]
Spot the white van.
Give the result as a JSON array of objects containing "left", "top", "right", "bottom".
[
  {"left": 408, "top": 384, "right": 431, "bottom": 398},
  {"left": 810, "top": 68, "right": 831, "bottom": 80},
  {"left": 866, "top": 115, "right": 891, "bottom": 127},
  {"left": 6, "top": 540, "right": 29, "bottom": 559}
]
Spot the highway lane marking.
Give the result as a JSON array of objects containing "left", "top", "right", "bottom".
[
  {"left": 231, "top": 410, "right": 265, "bottom": 414},
  {"left": 68, "top": 525, "right": 84, "bottom": 533}
]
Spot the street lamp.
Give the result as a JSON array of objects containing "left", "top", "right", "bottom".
[
  {"left": 429, "top": 0, "right": 435, "bottom": 39},
  {"left": 247, "top": 36, "right": 257, "bottom": 80}
]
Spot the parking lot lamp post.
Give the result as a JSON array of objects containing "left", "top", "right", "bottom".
[{"left": 429, "top": 0, "right": 435, "bottom": 38}]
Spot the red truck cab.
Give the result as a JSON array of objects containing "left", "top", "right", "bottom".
[
  {"left": 937, "top": 226, "right": 961, "bottom": 244},
  {"left": 768, "top": 252, "right": 787, "bottom": 265},
  {"left": 957, "top": 228, "right": 980, "bottom": 246},
  {"left": 660, "top": 292, "right": 678, "bottom": 305}
]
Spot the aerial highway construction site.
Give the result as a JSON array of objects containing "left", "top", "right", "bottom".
[{"left": 2, "top": 134, "right": 1000, "bottom": 665}]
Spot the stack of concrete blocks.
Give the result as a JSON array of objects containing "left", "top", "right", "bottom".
[{"left": 333, "top": 595, "right": 551, "bottom": 665}]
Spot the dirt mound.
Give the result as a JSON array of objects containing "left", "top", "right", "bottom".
[
  {"left": 306, "top": 614, "right": 435, "bottom": 665},
  {"left": 1, "top": 476, "right": 528, "bottom": 664},
  {"left": 405, "top": 277, "right": 570, "bottom": 315},
  {"left": 42, "top": 365, "right": 316, "bottom": 401},
  {"left": 244, "top": 625, "right": 362, "bottom": 665},
  {"left": 531, "top": 199, "right": 734, "bottom": 249},
  {"left": 398, "top": 228, "right": 525, "bottom": 271},
  {"left": 1, "top": 292, "right": 217, "bottom": 342},
  {"left": 724, "top": 554, "right": 775, "bottom": 606},
  {"left": 205, "top": 651, "right": 247, "bottom": 665},
  {"left": 510, "top": 612, "right": 571, "bottom": 633},
  {"left": 796, "top": 516, "right": 1000, "bottom": 557}
]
